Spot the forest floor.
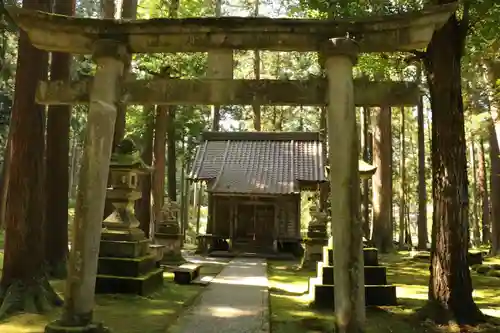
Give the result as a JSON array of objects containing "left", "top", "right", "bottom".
[
  {"left": 268, "top": 252, "right": 500, "bottom": 333},
  {"left": 0, "top": 257, "right": 225, "bottom": 333}
]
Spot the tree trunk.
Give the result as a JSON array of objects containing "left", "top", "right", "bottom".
[
  {"left": 319, "top": 105, "right": 329, "bottom": 212},
  {"left": 0, "top": 130, "right": 12, "bottom": 229},
  {"left": 101, "top": 0, "right": 115, "bottom": 18},
  {"left": 489, "top": 123, "right": 500, "bottom": 255},
  {"left": 68, "top": 134, "right": 77, "bottom": 198},
  {"left": 152, "top": 106, "right": 167, "bottom": 225},
  {"left": 418, "top": 10, "right": 484, "bottom": 324},
  {"left": 166, "top": 107, "right": 176, "bottom": 201},
  {"left": 484, "top": 59, "right": 500, "bottom": 148},
  {"left": 361, "top": 106, "right": 371, "bottom": 239},
  {"left": 111, "top": 0, "right": 137, "bottom": 149},
  {"left": 0, "top": 0, "right": 62, "bottom": 318},
  {"left": 372, "top": 106, "right": 393, "bottom": 252},
  {"left": 398, "top": 107, "right": 406, "bottom": 249},
  {"left": 478, "top": 138, "right": 490, "bottom": 245},
  {"left": 469, "top": 140, "right": 480, "bottom": 247},
  {"left": 102, "top": 0, "right": 138, "bottom": 219},
  {"left": 417, "top": 84, "right": 428, "bottom": 249},
  {"left": 135, "top": 106, "right": 155, "bottom": 237},
  {"left": 44, "top": 0, "right": 75, "bottom": 279}
]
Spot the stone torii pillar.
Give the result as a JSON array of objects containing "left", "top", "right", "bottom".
[
  {"left": 323, "top": 37, "right": 365, "bottom": 333},
  {"left": 45, "top": 39, "right": 127, "bottom": 333}
]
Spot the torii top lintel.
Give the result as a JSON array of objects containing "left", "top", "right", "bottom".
[{"left": 7, "top": 3, "right": 456, "bottom": 55}]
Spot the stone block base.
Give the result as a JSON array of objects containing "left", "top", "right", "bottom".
[
  {"left": 96, "top": 268, "right": 164, "bottom": 296},
  {"left": 97, "top": 254, "right": 158, "bottom": 277},
  {"left": 323, "top": 246, "right": 378, "bottom": 266},
  {"left": 318, "top": 263, "right": 387, "bottom": 285},
  {"left": 154, "top": 233, "right": 183, "bottom": 263},
  {"left": 45, "top": 321, "right": 109, "bottom": 333},
  {"left": 99, "top": 239, "right": 149, "bottom": 258},
  {"left": 301, "top": 242, "right": 325, "bottom": 270},
  {"left": 468, "top": 251, "right": 483, "bottom": 266},
  {"left": 309, "top": 277, "right": 397, "bottom": 309}
]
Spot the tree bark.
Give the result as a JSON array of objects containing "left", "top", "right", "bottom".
[
  {"left": 417, "top": 86, "right": 428, "bottom": 249},
  {"left": 101, "top": 0, "right": 115, "bottom": 18},
  {"left": 477, "top": 138, "right": 490, "bottom": 244},
  {"left": 319, "top": 105, "right": 329, "bottom": 212},
  {"left": 372, "top": 106, "right": 393, "bottom": 252},
  {"left": 252, "top": 0, "right": 261, "bottom": 131},
  {"left": 469, "top": 140, "right": 480, "bottom": 247},
  {"left": 153, "top": 106, "right": 167, "bottom": 225},
  {"left": 0, "top": 0, "right": 62, "bottom": 318},
  {"left": 418, "top": 9, "right": 484, "bottom": 324},
  {"left": 135, "top": 106, "right": 155, "bottom": 237},
  {"left": 0, "top": 130, "right": 12, "bottom": 229},
  {"left": 166, "top": 107, "right": 176, "bottom": 201},
  {"left": 44, "top": 0, "right": 75, "bottom": 279},
  {"left": 398, "top": 107, "right": 406, "bottom": 249},
  {"left": 361, "top": 106, "right": 371, "bottom": 239},
  {"left": 489, "top": 124, "right": 500, "bottom": 255}
]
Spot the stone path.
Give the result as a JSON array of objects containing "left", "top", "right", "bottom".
[{"left": 169, "top": 257, "right": 269, "bottom": 333}]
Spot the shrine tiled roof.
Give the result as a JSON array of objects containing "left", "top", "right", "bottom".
[{"left": 188, "top": 131, "right": 326, "bottom": 194}]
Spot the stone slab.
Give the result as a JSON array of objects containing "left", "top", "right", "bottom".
[
  {"left": 323, "top": 246, "right": 379, "bottom": 266},
  {"left": 99, "top": 239, "right": 150, "bottom": 258},
  {"left": 309, "top": 280, "right": 397, "bottom": 309},
  {"left": 95, "top": 267, "right": 164, "bottom": 295},
  {"left": 319, "top": 265, "right": 388, "bottom": 285},
  {"left": 97, "top": 254, "right": 157, "bottom": 277},
  {"left": 45, "top": 321, "right": 109, "bottom": 333}
]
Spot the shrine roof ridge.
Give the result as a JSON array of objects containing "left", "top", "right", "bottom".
[{"left": 200, "top": 131, "right": 321, "bottom": 142}]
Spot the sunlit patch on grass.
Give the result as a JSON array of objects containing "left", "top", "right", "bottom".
[
  {"left": 0, "top": 277, "right": 204, "bottom": 333},
  {"left": 268, "top": 253, "right": 500, "bottom": 333}
]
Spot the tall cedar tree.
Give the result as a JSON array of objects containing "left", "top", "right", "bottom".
[
  {"left": 419, "top": 2, "right": 484, "bottom": 324},
  {"left": 0, "top": 0, "right": 62, "bottom": 318},
  {"left": 45, "top": 0, "right": 75, "bottom": 279}
]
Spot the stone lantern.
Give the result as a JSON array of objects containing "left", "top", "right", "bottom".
[
  {"left": 154, "top": 198, "right": 184, "bottom": 263},
  {"left": 301, "top": 200, "right": 329, "bottom": 269},
  {"left": 96, "top": 138, "right": 163, "bottom": 295}
]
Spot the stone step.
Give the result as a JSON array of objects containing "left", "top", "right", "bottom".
[
  {"left": 318, "top": 264, "right": 388, "bottom": 285},
  {"left": 97, "top": 254, "right": 158, "bottom": 277},
  {"left": 322, "top": 247, "right": 378, "bottom": 266},
  {"left": 99, "top": 239, "right": 150, "bottom": 258},
  {"left": 96, "top": 267, "right": 164, "bottom": 296},
  {"left": 308, "top": 277, "right": 397, "bottom": 309}
]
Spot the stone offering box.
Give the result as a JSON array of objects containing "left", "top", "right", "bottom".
[{"left": 308, "top": 246, "right": 397, "bottom": 309}]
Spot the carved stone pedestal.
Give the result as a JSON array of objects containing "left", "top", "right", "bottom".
[
  {"left": 154, "top": 200, "right": 184, "bottom": 263},
  {"left": 95, "top": 139, "right": 163, "bottom": 296}
]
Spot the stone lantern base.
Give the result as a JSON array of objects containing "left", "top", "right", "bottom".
[
  {"left": 45, "top": 321, "right": 110, "bottom": 333},
  {"left": 95, "top": 228, "right": 164, "bottom": 296},
  {"left": 301, "top": 237, "right": 328, "bottom": 270},
  {"left": 154, "top": 233, "right": 184, "bottom": 263},
  {"left": 154, "top": 219, "right": 185, "bottom": 264}
]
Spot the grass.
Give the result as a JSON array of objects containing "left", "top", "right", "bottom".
[
  {"left": 268, "top": 252, "right": 500, "bottom": 333},
  {"left": 0, "top": 263, "right": 225, "bottom": 333}
]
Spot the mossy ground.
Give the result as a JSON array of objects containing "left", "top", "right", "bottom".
[
  {"left": 268, "top": 252, "right": 500, "bottom": 333},
  {"left": 0, "top": 251, "right": 224, "bottom": 333}
]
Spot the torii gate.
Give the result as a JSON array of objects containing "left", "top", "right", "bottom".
[{"left": 5, "top": 4, "right": 456, "bottom": 333}]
